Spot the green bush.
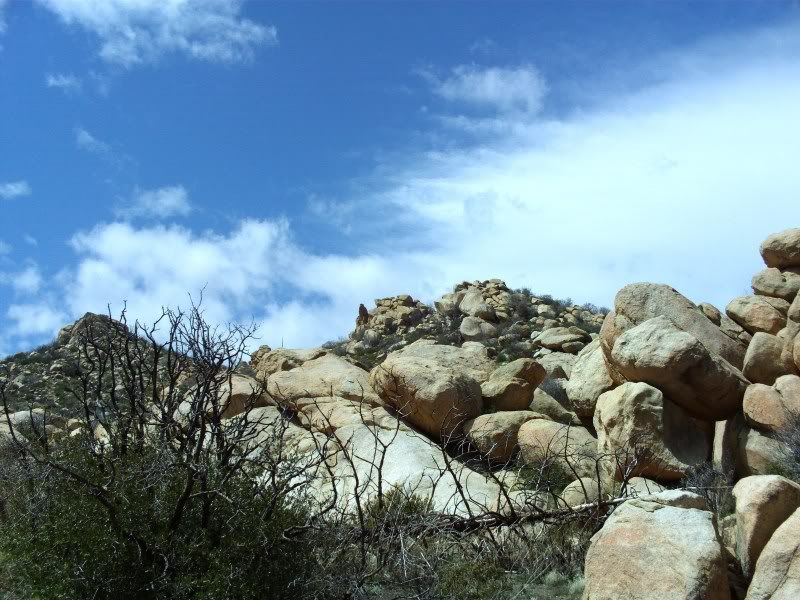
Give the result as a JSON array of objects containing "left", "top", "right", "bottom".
[
  {"left": 0, "top": 436, "right": 315, "bottom": 600},
  {"left": 433, "top": 556, "right": 509, "bottom": 600}
]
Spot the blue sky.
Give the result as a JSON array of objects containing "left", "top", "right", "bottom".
[{"left": 1, "top": 1, "right": 799, "bottom": 356}]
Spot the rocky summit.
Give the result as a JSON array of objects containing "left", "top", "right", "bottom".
[{"left": 3, "top": 227, "right": 800, "bottom": 600}]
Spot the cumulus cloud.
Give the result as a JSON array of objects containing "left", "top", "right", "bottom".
[
  {"left": 35, "top": 0, "right": 276, "bottom": 67},
  {"left": 2, "top": 19, "right": 800, "bottom": 357},
  {"left": 0, "top": 265, "right": 44, "bottom": 295},
  {"left": 46, "top": 72, "right": 82, "bottom": 93},
  {"left": 0, "top": 180, "right": 31, "bottom": 200},
  {"left": 117, "top": 185, "right": 192, "bottom": 219},
  {"left": 6, "top": 303, "right": 68, "bottom": 337},
  {"left": 424, "top": 64, "right": 548, "bottom": 114}
]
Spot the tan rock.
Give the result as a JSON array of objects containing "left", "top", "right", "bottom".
[
  {"left": 561, "top": 477, "right": 603, "bottom": 507},
  {"left": 533, "top": 326, "right": 590, "bottom": 352},
  {"left": 746, "top": 506, "right": 800, "bottom": 599},
  {"left": 752, "top": 267, "right": 800, "bottom": 302},
  {"left": 536, "top": 352, "right": 577, "bottom": 379},
  {"left": 714, "top": 414, "right": 745, "bottom": 474},
  {"left": 601, "top": 283, "right": 747, "bottom": 369},
  {"left": 744, "top": 377, "right": 800, "bottom": 433},
  {"left": 594, "top": 382, "right": 712, "bottom": 481},
  {"left": 564, "top": 340, "right": 615, "bottom": 418},
  {"left": 530, "top": 387, "right": 581, "bottom": 426},
  {"left": 481, "top": 358, "right": 545, "bottom": 411},
  {"left": 369, "top": 340, "right": 493, "bottom": 439},
  {"left": 459, "top": 288, "right": 496, "bottom": 321},
  {"left": 760, "top": 227, "right": 800, "bottom": 269},
  {"left": 459, "top": 316, "right": 497, "bottom": 341},
  {"left": 726, "top": 295, "right": 789, "bottom": 336},
  {"left": 732, "top": 475, "right": 800, "bottom": 578},
  {"left": 583, "top": 491, "right": 730, "bottom": 600},
  {"left": 463, "top": 411, "right": 541, "bottom": 463},
  {"left": 744, "top": 332, "right": 796, "bottom": 385},
  {"left": 700, "top": 302, "right": 723, "bottom": 325},
  {"left": 517, "top": 420, "right": 597, "bottom": 478},
  {"left": 609, "top": 316, "right": 748, "bottom": 420},
  {"left": 251, "top": 347, "right": 326, "bottom": 379},
  {"left": 268, "top": 353, "right": 380, "bottom": 407},
  {"left": 736, "top": 426, "right": 790, "bottom": 477}
]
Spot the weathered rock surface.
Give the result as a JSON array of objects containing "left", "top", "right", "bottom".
[
  {"left": 268, "top": 353, "right": 381, "bottom": 406},
  {"left": 369, "top": 340, "right": 493, "bottom": 439},
  {"left": 480, "top": 358, "right": 545, "bottom": 411},
  {"left": 743, "top": 376, "right": 800, "bottom": 433},
  {"left": 463, "top": 410, "right": 541, "bottom": 463},
  {"left": 583, "top": 491, "right": 730, "bottom": 600},
  {"left": 459, "top": 315, "right": 497, "bottom": 341},
  {"left": 251, "top": 347, "right": 326, "bottom": 379},
  {"left": 744, "top": 332, "right": 796, "bottom": 385},
  {"left": 458, "top": 287, "right": 497, "bottom": 321},
  {"left": 594, "top": 382, "right": 712, "bottom": 481},
  {"left": 760, "top": 228, "right": 800, "bottom": 269},
  {"left": 561, "top": 477, "right": 603, "bottom": 507},
  {"left": 601, "top": 282, "right": 747, "bottom": 369},
  {"left": 530, "top": 387, "right": 581, "bottom": 426},
  {"left": 752, "top": 267, "right": 800, "bottom": 302},
  {"left": 736, "top": 426, "right": 789, "bottom": 477},
  {"left": 726, "top": 295, "right": 789, "bottom": 336},
  {"left": 746, "top": 506, "right": 800, "bottom": 599},
  {"left": 608, "top": 316, "right": 748, "bottom": 421},
  {"left": 732, "top": 475, "right": 800, "bottom": 579},
  {"left": 564, "top": 340, "right": 615, "bottom": 418},
  {"left": 517, "top": 420, "right": 597, "bottom": 478},
  {"left": 533, "top": 326, "right": 591, "bottom": 353},
  {"left": 536, "top": 352, "right": 577, "bottom": 379}
]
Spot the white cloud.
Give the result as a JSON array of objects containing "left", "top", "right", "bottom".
[
  {"left": 23, "top": 235, "right": 38, "bottom": 246},
  {"left": 3, "top": 20, "right": 800, "bottom": 357},
  {"left": 6, "top": 303, "right": 68, "bottom": 337},
  {"left": 0, "top": 265, "right": 43, "bottom": 295},
  {"left": 0, "top": 240, "right": 9, "bottom": 255},
  {"left": 0, "top": 180, "right": 31, "bottom": 200},
  {"left": 75, "top": 127, "right": 111, "bottom": 154},
  {"left": 117, "top": 185, "right": 192, "bottom": 219},
  {"left": 46, "top": 72, "right": 83, "bottom": 93},
  {"left": 35, "top": 0, "right": 277, "bottom": 67},
  {"left": 0, "top": 0, "right": 7, "bottom": 34},
  {"left": 425, "top": 64, "right": 548, "bottom": 114}
]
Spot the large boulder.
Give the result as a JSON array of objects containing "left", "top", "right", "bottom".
[
  {"left": 782, "top": 294, "right": 800, "bottom": 372},
  {"left": 736, "top": 426, "right": 790, "bottom": 477},
  {"left": 594, "top": 382, "right": 712, "bottom": 481},
  {"left": 564, "top": 340, "right": 615, "bottom": 418},
  {"left": 267, "top": 353, "right": 381, "bottom": 406},
  {"left": 463, "top": 411, "right": 541, "bottom": 463},
  {"left": 369, "top": 340, "right": 493, "bottom": 439},
  {"left": 326, "top": 422, "right": 507, "bottom": 515},
  {"left": 530, "top": 387, "right": 581, "bottom": 426},
  {"left": 601, "top": 283, "right": 747, "bottom": 369},
  {"left": 732, "top": 475, "right": 800, "bottom": 579},
  {"left": 458, "top": 288, "right": 496, "bottom": 321},
  {"left": 743, "top": 376, "right": 800, "bottom": 433},
  {"left": 583, "top": 491, "right": 730, "bottom": 600},
  {"left": 752, "top": 267, "right": 800, "bottom": 302},
  {"left": 517, "top": 420, "right": 597, "bottom": 478},
  {"left": 480, "top": 358, "right": 545, "bottom": 411},
  {"left": 608, "top": 316, "right": 748, "bottom": 421},
  {"left": 536, "top": 352, "right": 577, "bottom": 379},
  {"left": 726, "top": 295, "right": 789, "bottom": 336},
  {"left": 533, "top": 326, "right": 591, "bottom": 353},
  {"left": 760, "top": 228, "right": 800, "bottom": 269},
  {"left": 746, "top": 506, "right": 800, "bottom": 599},
  {"left": 459, "top": 316, "right": 497, "bottom": 341},
  {"left": 251, "top": 347, "right": 326, "bottom": 379},
  {"left": 744, "top": 333, "right": 796, "bottom": 385}
]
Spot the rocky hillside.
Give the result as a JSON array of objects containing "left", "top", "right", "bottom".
[{"left": 2, "top": 228, "right": 800, "bottom": 600}]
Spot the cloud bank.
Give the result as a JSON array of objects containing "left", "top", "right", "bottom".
[{"left": 2, "top": 20, "right": 799, "bottom": 356}]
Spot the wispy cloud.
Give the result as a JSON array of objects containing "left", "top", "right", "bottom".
[
  {"left": 0, "top": 180, "right": 31, "bottom": 200},
  {"left": 46, "top": 72, "right": 82, "bottom": 93},
  {"left": 0, "top": 265, "right": 43, "bottom": 295},
  {"left": 0, "top": 240, "right": 10, "bottom": 255},
  {"left": 422, "top": 64, "right": 548, "bottom": 114},
  {"left": 75, "top": 127, "right": 111, "bottom": 155},
  {"left": 0, "top": 0, "right": 7, "bottom": 34},
  {"left": 35, "top": 0, "right": 277, "bottom": 67},
  {"left": 116, "top": 185, "right": 192, "bottom": 220}
]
